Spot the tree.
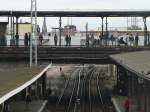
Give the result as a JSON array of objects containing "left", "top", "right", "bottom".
[{"left": 127, "top": 25, "right": 142, "bottom": 30}]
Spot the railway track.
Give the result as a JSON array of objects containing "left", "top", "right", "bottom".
[
  {"left": 45, "top": 65, "right": 112, "bottom": 112},
  {"left": 56, "top": 68, "right": 81, "bottom": 112},
  {"left": 56, "top": 68, "right": 79, "bottom": 106}
]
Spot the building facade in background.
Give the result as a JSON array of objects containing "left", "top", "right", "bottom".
[
  {"left": 64, "top": 25, "right": 77, "bottom": 36},
  {"left": 14, "top": 23, "right": 40, "bottom": 36}
]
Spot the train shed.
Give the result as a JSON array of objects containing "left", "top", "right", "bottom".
[
  {"left": 110, "top": 51, "right": 150, "bottom": 112},
  {"left": 0, "top": 64, "right": 51, "bottom": 111}
]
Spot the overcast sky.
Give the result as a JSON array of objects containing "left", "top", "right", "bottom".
[{"left": 1, "top": 0, "right": 150, "bottom": 31}]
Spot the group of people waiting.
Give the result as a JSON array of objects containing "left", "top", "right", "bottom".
[
  {"left": 53, "top": 34, "right": 71, "bottom": 47},
  {"left": 24, "top": 33, "right": 44, "bottom": 46},
  {"left": 24, "top": 33, "right": 30, "bottom": 47},
  {"left": 117, "top": 34, "right": 139, "bottom": 47},
  {"left": 14, "top": 32, "right": 141, "bottom": 47},
  {"left": 86, "top": 33, "right": 140, "bottom": 47}
]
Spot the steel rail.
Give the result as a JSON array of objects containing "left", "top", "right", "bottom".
[
  {"left": 56, "top": 68, "right": 78, "bottom": 106},
  {"left": 96, "top": 69, "right": 105, "bottom": 112},
  {"left": 65, "top": 69, "right": 80, "bottom": 112}
]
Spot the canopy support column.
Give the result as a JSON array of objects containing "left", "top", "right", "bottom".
[
  {"left": 105, "top": 17, "right": 108, "bottom": 45},
  {"left": 59, "top": 17, "right": 62, "bottom": 47},
  {"left": 143, "top": 17, "right": 147, "bottom": 46},
  {"left": 42, "top": 72, "right": 47, "bottom": 98},
  {"left": 16, "top": 16, "right": 19, "bottom": 35},
  {"left": 12, "top": 16, "right": 15, "bottom": 40},
  {"left": 101, "top": 17, "right": 104, "bottom": 38}
]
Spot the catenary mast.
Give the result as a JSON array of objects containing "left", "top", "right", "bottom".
[{"left": 30, "top": 0, "right": 38, "bottom": 67}]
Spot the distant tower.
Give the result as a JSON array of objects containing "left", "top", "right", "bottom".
[
  {"left": 42, "top": 17, "right": 47, "bottom": 35},
  {"left": 30, "top": 0, "right": 38, "bottom": 66}
]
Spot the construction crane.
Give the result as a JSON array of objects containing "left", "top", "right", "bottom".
[{"left": 127, "top": 17, "right": 142, "bottom": 30}]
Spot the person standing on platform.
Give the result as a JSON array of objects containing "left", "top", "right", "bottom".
[
  {"left": 48, "top": 33, "right": 51, "bottom": 45},
  {"left": 65, "top": 35, "right": 69, "bottom": 47},
  {"left": 28, "top": 32, "right": 31, "bottom": 46},
  {"left": 135, "top": 33, "right": 139, "bottom": 47},
  {"left": 54, "top": 34, "right": 58, "bottom": 46},
  {"left": 99, "top": 34, "right": 102, "bottom": 46},
  {"left": 91, "top": 34, "right": 94, "bottom": 47},
  {"left": 25, "top": 93, "right": 31, "bottom": 110},
  {"left": 110, "top": 34, "right": 116, "bottom": 46},
  {"left": 60, "top": 67, "right": 66, "bottom": 80},
  {"left": 86, "top": 34, "right": 90, "bottom": 47},
  {"left": 24, "top": 33, "right": 28, "bottom": 47},
  {"left": 39, "top": 33, "right": 43, "bottom": 46},
  {"left": 129, "top": 34, "right": 134, "bottom": 46},
  {"left": 15, "top": 33, "right": 19, "bottom": 46},
  {"left": 68, "top": 35, "right": 71, "bottom": 46},
  {"left": 123, "top": 96, "right": 130, "bottom": 112}
]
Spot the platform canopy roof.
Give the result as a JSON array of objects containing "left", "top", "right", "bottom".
[
  {"left": 110, "top": 51, "right": 150, "bottom": 81},
  {"left": 0, "top": 10, "right": 150, "bottom": 17},
  {"left": 0, "top": 64, "right": 51, "bottom": 104}
]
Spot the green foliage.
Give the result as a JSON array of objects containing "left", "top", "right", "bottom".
[{"left": 127, "top": 25, "right": 142, "bottom": 30}]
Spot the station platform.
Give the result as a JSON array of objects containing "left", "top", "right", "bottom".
[
  {"left": 110, "top": 51, "right": 150, "bottom": 80},
  {"left": 112, "top": 96, "right": 138, "bottom": 112},
  {"left": 0, "top": 64, "right": 51, "bottom": 104},
  {"left": 10, "top": 100, "right": 47, "bottom": 112},
  {"left": 110, "top": 51, "right": 150, "bottom": 112}
]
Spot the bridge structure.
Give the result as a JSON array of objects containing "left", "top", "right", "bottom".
[
  {"left": 0, "top": 10, "right": 150, "bottom": 64},
  {"left": 0, "top": 46, "right": 149, "bottom": 64}
]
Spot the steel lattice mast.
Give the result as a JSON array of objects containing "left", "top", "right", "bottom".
[{"left": 30, "top": 0, "right": 37, "bottom": 67}]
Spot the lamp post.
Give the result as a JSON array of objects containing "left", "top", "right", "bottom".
[{"left": 137, "top": 77, "right": 144, "bottom": 111}]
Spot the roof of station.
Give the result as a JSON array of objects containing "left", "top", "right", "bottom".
[
  {"left": 0, "top": 10, "right": 150, "bottom": 17},
  {"left": 0, "top": 64, "right": 51, "bottom": 104},
  {"left": 110, "top": 51, "right": 150, "bottom": 81}
]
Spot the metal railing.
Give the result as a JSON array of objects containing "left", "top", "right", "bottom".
[{"left": 0, "top": 38, "right": 147, "bottom": 48}]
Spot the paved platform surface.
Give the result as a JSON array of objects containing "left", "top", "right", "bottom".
[
  {"left": 0, "top": 65, "right": 47, "bottom": 98},
  {"left": 0, "top": 64, "right": 51, "bottom": 104},
  {"left": 112, "top": 96, "right": 139, "bottom": 112},
  {"left": 10, "top": 100, "right": 47, "bottom": 112}
]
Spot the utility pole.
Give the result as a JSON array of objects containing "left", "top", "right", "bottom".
[{"left": 30, "top": 0, "right": 38, "bottom": 67}]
